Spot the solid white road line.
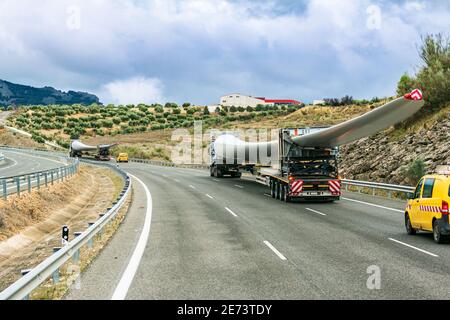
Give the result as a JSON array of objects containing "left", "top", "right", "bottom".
[
  {"left": 225, "top": 207, "right": 238, "bottom": 217},
  {"left": 306, "top": 208, "right": 327, "bottom": 216},
  {"left": 234, "top": 185, "right": 244, "bottom": 189},
  {"left": 342, "top": 197, "right": 404, "bottom": 213},
  {"left": 174, "top": 179, "right": 180, "bottom": 183},
  {"left": 213, "top": 179, "right": 220, "bottom": 182},
  {"left": 206, "top": 194, "right": 214, "bottom": 199},
  {"left": 264, "top": 194, "right": 271, "bottom": 197},
  {"left": 264, "top": 241, "right": 287, "bottom": 261},
  {"left": 111, "top": 174, "right": 153, "bottom": 300},
  {"left": 388, "top": 238, "right": 439, "bottom": 257},
  {"left": 189, "top": 185, "right": 196, "bottom": 190}
]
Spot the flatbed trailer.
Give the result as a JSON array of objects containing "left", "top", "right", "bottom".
[{"left": 210, "top": 128, "right": 341, "bottom": 202}]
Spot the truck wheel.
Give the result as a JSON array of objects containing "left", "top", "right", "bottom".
[
  {"left": 433, "top": 220, "right": 444, "bottom": 244},
  {"left": 405, "top": 214, "right": 416, "bottom": 235},
  {"left": 276, "top": 182, "right": 281, "bottom": 200},
  {"left": 280, "top": 183, "right": 286, "bottom": 201},
  {"left": 270, "top": 181, "right": 276, "bottom": 198},
  {"left": 283, "top": 186, "right": 291, "bottom": 203}
]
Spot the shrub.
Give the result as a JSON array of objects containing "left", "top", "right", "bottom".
[
  {"left": 401, "top": 158, "right": 427, "bottom": 185},
  {"left": 31, "top": 134, "right": 45, "bottom": 144},
  {"left": 112, "top": 117, "right": 122, "bottom": 125},
  {"left": 101, "top": 120, "right": 114, "bottom": 128},
  {"left": 397, "top": 34, "right": 450, "bottom": 112}
]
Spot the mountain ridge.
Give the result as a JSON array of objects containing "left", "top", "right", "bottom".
[{"left": 0, "top": 79, "right": 100, "bottom": 107}]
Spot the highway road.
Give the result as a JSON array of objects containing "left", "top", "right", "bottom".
[
  {"left": 0, "top": 149, "right": 67, "bottom": 178},
  {"left": 65, "top": 163, "right": 450, "bottom": 300},
  {"left": 0, "top": 149, "right": 70, "bottom": 198}
]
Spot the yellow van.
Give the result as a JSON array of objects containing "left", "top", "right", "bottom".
[
  {"left": 405, "top": 174, "right": 450, "bottom": 243},
  {"left": 116, "top": 153, "right": 129, "bottom": 163}
]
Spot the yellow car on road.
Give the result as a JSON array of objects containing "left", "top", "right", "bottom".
[
  {"left": 116, "top": 153, "right": 129, "bottom": 163},
  {"left": 405, "top": 174, "right": 450, "bottom": 243}
]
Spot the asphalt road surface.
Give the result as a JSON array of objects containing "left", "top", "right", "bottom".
[
  {"left": 0, "top": 149, "right": 69, "bottom": 198},
  {"left": 65, "top": 163, "right": 450, "bottom": 300},
  {"left": 0, "top": 149, "right": 67, "bottom": 178}
]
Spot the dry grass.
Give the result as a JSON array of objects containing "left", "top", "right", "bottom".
[
  {"left": 0, "top": 165, "right": 124, "bottom": 293},
  {"left": 0, "top": 128, "right": 46, "bottom": 149}
]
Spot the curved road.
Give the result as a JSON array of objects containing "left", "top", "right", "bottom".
[{"left": 65, "top": 163, "right": 450, "bottom": 300}]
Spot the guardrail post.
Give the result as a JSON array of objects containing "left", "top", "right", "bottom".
[
  {"left": 72, "top": 232, "right": 83, "bottom": 263},
  {"left": 27, "top": 175, "right": 31, "bottom": 193},
  {"left": 36, "top": 173, "right": 41, "bottom": 190},
  {"left": 52, "top": 247, "right": 61, "bottom": 283},
  {"left": 44, "top": 172, "right": 48, "bottom": 187},
  {"left": 87, "top": 222, "right": 95, "bottom": 248},
  {"left": 51, "top": 171, "right": 54, "bottom": 185},
  {"left": 20, "top": 269, "right": 32, "bottom": 300},
  {"left": 2, "top": 179, "right": 6, "bottom": 201},
  {"left": 97, "top": 213, "right": 106, "bottom": 238},
  {"left": 15, "top": 177, "right": 20, "bottom": 197}
]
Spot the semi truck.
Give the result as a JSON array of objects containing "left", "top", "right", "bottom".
[
  {"left": 69, "top": 140, "right": 116, "bottom": 161},
  {"left": 210, "top": 89, "right": 425, "bottom": 202},
  {"left": 210, "top": 127, "right": 341, "bottom": 202}
]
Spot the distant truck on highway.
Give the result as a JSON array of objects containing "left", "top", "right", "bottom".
[
  {"left": 210, "top": 128, "right": 341, "bottom": 202},
  {"left": 70, "top": 140, "right": 116, "bottom": 161}
]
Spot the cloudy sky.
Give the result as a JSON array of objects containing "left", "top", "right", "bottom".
[{"left": 0, "top": 0, "right": 449, "bottom": 105}]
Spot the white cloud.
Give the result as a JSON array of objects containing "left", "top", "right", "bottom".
[
  {"left": 99, "top": 77, "right": 165, "bottom": 105},
  {"left": 0, "top": 0, "right": 448, "bottom": 103}
]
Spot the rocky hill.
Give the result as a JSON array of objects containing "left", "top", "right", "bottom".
[
  {"left": 339, "top": 106, "right": 450, "bottom": 185},
  {"left": 0, "top": 79, "right": 99, "bottom": 107}
]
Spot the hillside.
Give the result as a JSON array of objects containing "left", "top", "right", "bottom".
[
  {"left": 340, "top": 104, "right": 450, "bottom": 185},
  {"left": 6, "top": 98, "right": 450, "bottom": 186},
  {"left": 0, "top": 80, "right": 99, "bottom": 107}
]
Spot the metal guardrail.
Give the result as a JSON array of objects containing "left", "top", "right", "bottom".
[
  {"left": 0, "top": 147, "right": 77, "bottom": 200},
  {"left": 342, "top": 179, "right": 415, "bottom": 198},
  {"left": 0, "top": 160, "right": 131, "bottom": 300},
  {"left": 130, "top": 158, "right": 210, "bottom": 170},
  {"left": 0, "top": 144, "right": 67, "bottom": 156}
]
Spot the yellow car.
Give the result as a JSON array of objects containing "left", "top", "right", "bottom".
[
  {"left": 405, "top": 174, "right": 450, "bottom": 243},
  {"left": 116, "top": 153, "right": 129, "bottom": 163}
]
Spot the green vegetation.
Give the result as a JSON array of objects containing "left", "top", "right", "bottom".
[
  {"left": 397, "top": 33, "right": 450, "bottom": 112},
  {"left": 9, "top": 103, "right": 300, "bottom": 148},
  {"left": 401, "top": 158, "right": 427, "bottom": 186}
]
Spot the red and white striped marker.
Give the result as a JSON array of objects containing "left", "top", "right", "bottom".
[
  {"left": 404, "top": 89, "right": 423, "bottom": 101},
  {"left": 329, "top": 180, "right": 341, "bottom": 194},
  {"left": 291, "top": 180, "right": 303, "bottom": 193}
]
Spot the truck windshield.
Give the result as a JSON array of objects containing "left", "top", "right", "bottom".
[{"left": 290, "top": 160, "right": 337, "bottom": 178}]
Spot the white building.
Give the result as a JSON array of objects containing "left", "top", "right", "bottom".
[
  {"left": 313, "top": 99, "right": 326, "bottom": 106},
  {"left": 220, "top": 94, "right": 266, "bottom": 108},
  {"left": 220, "top": 93, "right": 302, "bottom": 109}
]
